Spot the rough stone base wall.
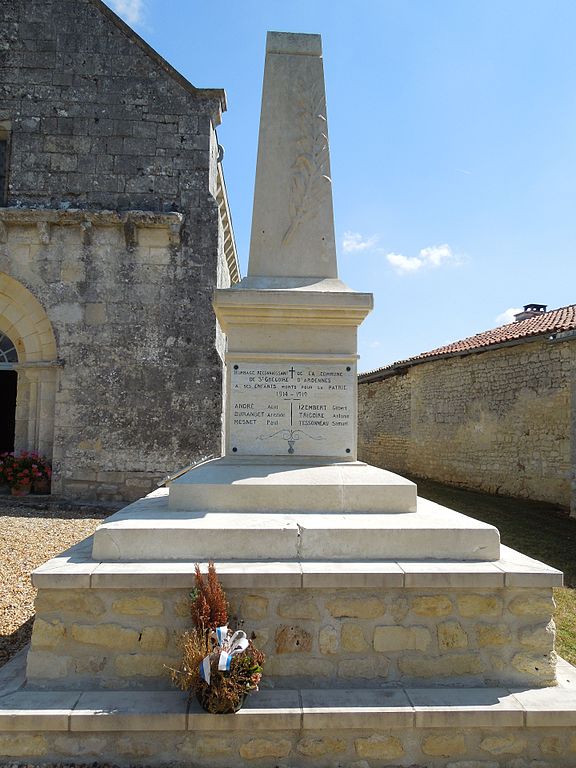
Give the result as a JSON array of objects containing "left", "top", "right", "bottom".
[
  {"left": 27, "top": 586, "right": 557, "bottom": 690},
  {"left": 2, "top": 726, "right": 576, "bottom": 767},
  {"left": 358, "top": 338, "right": 574, "bottom": 511}
]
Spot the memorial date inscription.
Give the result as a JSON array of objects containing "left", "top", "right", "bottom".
[{"left": 228, "top": 362, "right": 355, "bottom": 457}]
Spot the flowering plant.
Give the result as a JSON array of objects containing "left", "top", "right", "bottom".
[
  {"left": 170, "top": 562, "right": 265, "bottom": 714},
  {"left": 0, "top": 451, "right": 52, "bottom": 489}
]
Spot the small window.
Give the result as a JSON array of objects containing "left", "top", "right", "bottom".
[
  {"left": 0, "top": 332, "right": 18, "bottom": 363},
  {"left": 0, "top": 139, "right": 7, "bottom": 206}
]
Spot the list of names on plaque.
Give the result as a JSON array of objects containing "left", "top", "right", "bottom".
[{"left": 228, "top": 362, "right": 355, "bottom": 457}]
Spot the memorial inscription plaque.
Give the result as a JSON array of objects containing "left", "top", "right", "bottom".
[{"left": 228, "top": 362, "right": 356, "bottom": 457}]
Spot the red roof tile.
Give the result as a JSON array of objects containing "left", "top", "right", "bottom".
[{"left": 360, "top": 304, "right": 576, "bottom": 379}]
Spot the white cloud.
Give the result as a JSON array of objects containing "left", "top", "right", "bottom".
[
  {"left": 496, "top": 307, "right": 522, "bottom": 325},
  {"left": 386, "top": 243, "right": 459, "bottom": 275},
  {"left": 107, "top": 0, "right": 144, "bottom": 25},
  {"left": 342, "top": 231, "right": 378, "bottom": 253},
  {"left": 368, "top": 340, "right": 381, "bottom": 349}
]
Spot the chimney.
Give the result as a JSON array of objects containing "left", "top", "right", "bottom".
[{"left": 514, "top": 303, "right": 547, "bottom": 322}]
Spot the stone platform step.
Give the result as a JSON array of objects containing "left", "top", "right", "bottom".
[
  {"left": 1, "top": 656, "right": 575, "bottom": 766},
  {"left": 91, "top": 490, "right": 501, "bottom": 562}
]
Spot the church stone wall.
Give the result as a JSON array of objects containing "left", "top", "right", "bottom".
[
  {"left": 358, "top": 337, "right": 574, "bottom": 512},
  {"left": 0, "top": 0, "right": 235, "bottom": 499}
]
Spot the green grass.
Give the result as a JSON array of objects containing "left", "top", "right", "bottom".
[{"left": 411, "top": 477, "right": 576, "bottom": 665}]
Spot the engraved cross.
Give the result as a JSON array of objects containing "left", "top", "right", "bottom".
[{"left": 289, "top": 366, "right": 296, "bottom": 379}]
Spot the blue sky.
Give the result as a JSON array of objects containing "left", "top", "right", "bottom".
[{"left": 106, "top": 0, "right": 575, "bottom": 372}]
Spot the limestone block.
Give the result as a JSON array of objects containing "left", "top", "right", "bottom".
[
  {"left": 389, "top": 597, "right": 409, "bottom": 622},
  {"left": 479, "top": 735, "right": 527, "bottom": 755},
  {"left": 240, "top": 738, "right": 292, "bottom": 759},
  {"left": 174, "top": 596, "right": 191, "bottom": 618},
  {"left": 36, "top": 590, "right": 105, "bottom": 617},
  {"left": 422, "top": 733, "right": 466, "bottom": 757},
  {"left": 112, "top": 595, "right": 164, "bottom": 616},
  {"left": 85, "top": 302, "right": 107, "bottom": 325},
  {"left": 374, "top": 625, "right": 431, "bottom": 652},
  {"left": 72, "top": 656, "right": 106, "bottom": 676},
  {"left": 278, "top": 596, "right": 320, "bottom": 620},
  {"left": 354, "top": 734, "right": 404, "bottom": 759},
  {"left": 297, "top": 736, "right": 346, "bottom": 756},
  {"left": 540, "top": 736, "right": 563, "bottom": 756},
  {"left": 115, "top": 654, "right": 175, "bottom": 677},
  {"left": 476, "top": 623, "right": 512, "bottom": 646},
  {"left": 139, "top": 626, "right": 169, "bottom": 651},
  {"left": 137, "top": 227, "right": 170, "bottom": 247},
  {"left": 275, "top": 625, "right": 312, "bottom": 654},
  {"left": 0, "top": 734, "right": 48, "bottom": 757},
  {"left": 508, "top": 593, "right": 555, "bottom": 617},
  {"left": 266, "top": 656, "right": 334, "bottom": 677},
  {"left": 53, "top": 735, "right": 108, "bottom": 756},
  {"left": 341, "top": 623, "right": 369, "bottom": 652},
  {"left": 242, "top": 595, "right": 269, "bottom": 620},
  {"left": 338, "top": 656, "right": 390, "bottom": 679},
  {"left": 412, "top": 595, "right": 453, "bottom": 616},
  {"left": 438, "top": 622, "right": 469, "bottom": 651},
  {"left": 446, "top": 762, "right": 498, "bottom": 768},
  {"left": 194, "top": 737, "right": 235, "bottom": 758},
  {"left": 116, "top": 736, "right": 155, "bottom": 759},
  {"left": 31, "top": 618, "right": 65, "bottom": 649},
  {"left": 518, "top": 621, "right": 555, "bottom": 650},
  {"left": 327, "top": 597, "right": 384, "bottom": 619},
  {"left": 71, "top": 623, "right": 139, "bottom": 650},
  {"left": 252, "top": 628, "right": 270, "bottom": 648},
  {"left": 457, "top": 594, "right": 503, "bottom": 618},
  {"left": 511, "top": 651, "right": 556, "bottom": 679},
  {"left": 319, "top": 624, "right": 339, "bottom": 654},
  {"left": 26, "top": 652, "right": 68, "bottom": 679},
  {"left": 399, "top": 653, "right": 482, "bottom": 678}
]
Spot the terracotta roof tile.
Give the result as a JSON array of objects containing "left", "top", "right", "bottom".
[{"left": 360, "top": 304, "right": 576, "bottom": 379}]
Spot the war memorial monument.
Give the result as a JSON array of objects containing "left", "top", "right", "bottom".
[{"left": 0, "top": 31, "right": 575, "bottom": 768}]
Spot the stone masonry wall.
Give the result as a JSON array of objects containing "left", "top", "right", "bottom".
[
  {"left": 358, "top": 337, "right": 574, "bottom": 511},
  {"left": 0, "top": 0, "right": 233, "bottom": 498},
  {"left": 27, "top": 586, "right": 557, "bottom": 690}
]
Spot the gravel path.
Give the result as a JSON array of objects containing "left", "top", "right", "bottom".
[{"left": 0, "top": 498, "right": 112, "bottom": 670}]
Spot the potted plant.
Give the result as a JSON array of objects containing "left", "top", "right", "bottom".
[
  {"left": 29, "top": 452, "right": 52, "bottom": 494},
  {"left": 0, "top": 452, "right": 14, "bottom": 494},
  {"left": 0, "top": 451, "right": 52, "bottom": 496},
  {"left": 170, "top": 562, "right": 265, "bottom": 714}
]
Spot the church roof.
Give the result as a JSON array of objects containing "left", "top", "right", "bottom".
[{"left": 359, "top": 303, "right": 576, "bottom": 381}]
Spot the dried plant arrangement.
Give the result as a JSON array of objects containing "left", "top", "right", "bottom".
[{"left": 170, "top": 562, "right": 265, "bottom": 714}]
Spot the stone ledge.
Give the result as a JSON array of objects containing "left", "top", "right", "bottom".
[
  {"left": 2, "top": 670, "right": 576, "bottom": 731},
  {"left": 32, "top": 545, "right": 563, "bottom": 591}
]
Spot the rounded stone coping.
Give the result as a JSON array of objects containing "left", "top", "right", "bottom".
[
  {"left": 31, "top": 540, "right": 563, "bottom": 590},
  {"left": 1, "top": 678, "right": 576, "bottom": 732}
]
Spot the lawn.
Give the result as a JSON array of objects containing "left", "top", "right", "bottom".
[{"left": 413, "top": 477, "right": 576, "bottom": 665}]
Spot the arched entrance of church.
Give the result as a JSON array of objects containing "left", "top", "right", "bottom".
[{"left": 0, "top": 273, "right": 59, "bottom": 481}]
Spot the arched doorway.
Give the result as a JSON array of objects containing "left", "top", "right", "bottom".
[{"left": 0, "top": 331, "right": 18, "bottom": 452}]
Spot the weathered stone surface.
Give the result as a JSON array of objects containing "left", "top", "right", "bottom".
[
  {"left": 0, "top": 734, "right": 48, "bottom": 757},
  {"left": 508, "top": 593, "right": 555, "bottom": 617},
  {"left": 116, "top": 736, "right": 155, "bottom": 759},
  {"left": 31, "top": 618, "right": 65, "bottom": 649},
  {"left": 194, "top": 737, "right": 235, "bottom": 758},
  {"left": 354, "top": 734, "right": 404, "bottom": 759},
  {"left": 139, "top": 626, "right": 169, "bottom": 651},
  {"left": 457, "top": 594, "right": 503, "bottom": 618},
  {"left": 275, "top": 625, "right": 312, "bottom": 654},
  {"left": 338, "top": 656, "right": 390, "bottom": 679},
  {"left": 26, "top": 652, "right": 68, "bottom": 679},
  {"left": 446, "top": 762, "right": 498, "bottom": 768},
  {"left": 422, "top": 733, "right": 466, "bottom": 757},
  {"left": 540, "top": 736, "right": 563, "bottom": 756},
  {"left": 511, "top": 651, "right": 556, "bottom": 679},
  {"left": 341, "top": 623, "right": 369, "bottom": 652},
  {"left": 112, "top": 595, "right": 164, "bottom": 616},
  {"left": 35, "top": 590, "right": 105, "bottom": 617},
  {"left": 480, "top": 735, "right": 527, "bottom": 755},
  {"left": 53, "top": 735, "right": 108, "bottom": 756},
  {"left": 242, "top": 595, "right": 269, "bottom": 620},
  {"left": 412, "top": 595, "right": 453, "bottom": 616},
  {"left": 240, "top": 739, "right": 292, "bottom": 759},
  {"left": 518, "top": 621, "right": 555, "bottom": 650},
  {"left": 319, "top": 624, "right": 339, "bottom": 654},
  {"left": 71, "top": 622, "right": 139, "bottom": 650},
  {"left": 476, "top": 623, "right": 512, "bottom": 646},
  {"left": 438, "top": 621, "right": 468, "bottom": 650},
  {"left": 297, "top": 736, "right": 346, "bottom": 756},
  {"left": 388, "top": 597, "right": 409, "bottom": 622},
  {"left": 266, "top": 656, "right": 334, "bottom": 677},
  {"left": 374, "top": 625, "right": 431, "bottom": 652},
  {"left": 327, "top": 597, "right": 385, "bottom": 619},
  {"left": 278, "top": 596, "right": 320, "bottom": 620},
  {"left": 115, "top": 654, "right": 175, "bottom": 677},
  {"left": 399, "top": 653, "right": 482, "bottom": 678}
]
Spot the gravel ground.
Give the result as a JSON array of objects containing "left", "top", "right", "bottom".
[{"left": 0, "top": 498, "right": 112, "bottom": 670}]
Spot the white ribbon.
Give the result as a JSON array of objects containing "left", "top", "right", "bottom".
[{"left": 199, "top": 626, "right": 249, "bottom": 685}]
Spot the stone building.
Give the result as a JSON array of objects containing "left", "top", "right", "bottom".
[
  {"left": 0, "top": 0, "right": 240, "bottom": 499},
  {"left": 358, "top": 304, "right": 576, "bottom": 515}
]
